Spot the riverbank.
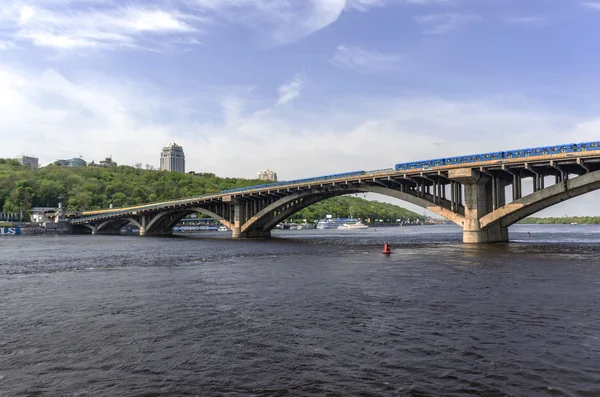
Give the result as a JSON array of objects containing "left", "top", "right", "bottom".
[{"left": 519, "top": 216, "right": 600, "bottom": 225}]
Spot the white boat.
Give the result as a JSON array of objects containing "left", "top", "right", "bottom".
[
  {"left": 337, "top": 220, "right": 369, "bottom": 230},
  {"left": 217, "top": 226, "right": 229, "bottom": 232},
  {"left": 316, "top": 218, "right": 347, "bottom": 229}
]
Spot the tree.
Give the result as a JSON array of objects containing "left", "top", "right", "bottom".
[{"left": 111, "top": 192, "right": 128, "bottom": 207}]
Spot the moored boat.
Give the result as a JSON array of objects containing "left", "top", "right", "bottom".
[{"left": 337, "top": 220, "right": 369, "bottom": 230}]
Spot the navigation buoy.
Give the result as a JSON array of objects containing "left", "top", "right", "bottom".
[{"left": 382, "top": 243, "right": 391, "bottom": 255}]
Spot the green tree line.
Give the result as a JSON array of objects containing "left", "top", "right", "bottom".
[
  {"left": 0, "top": 160, "right": 266, "bottom": 215},
  {"left": 290, "top": 196, "right": 424, "bottom": 223},
  {"left": 0, "top": 160, "right": 423, "bottom": 221},
  {"left": 519, "top": 216, "right": 600, "bottom": 224}
]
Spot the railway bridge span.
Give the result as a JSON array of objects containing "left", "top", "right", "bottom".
[{"left": 70, "top": 147, "right": 600, "bottom": 243}]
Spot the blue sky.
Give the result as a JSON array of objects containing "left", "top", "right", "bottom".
[{"left": 1, "top": 0, "right": 600, "bottom": 216}]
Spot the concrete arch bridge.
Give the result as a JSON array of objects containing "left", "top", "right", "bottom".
[{"left": 70, "top": 151, "right": 600, "bottom": 243}]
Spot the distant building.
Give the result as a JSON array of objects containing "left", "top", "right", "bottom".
[
  {"left": 88, "top": 157, "right": 117, "bottom": 167},
  {"left": 16, "top": 155, "right": 39, "bottom": 168},
  {"left": 100, "top": 157, "right": 117, "bottom": 167},
  {"left": 160, "top": 142, "right": 185, "bottom": 173},
  {"left": 57, "top": 158, "right": 87, "bottom": 167},
  {"left": 30, "top": 207, "right": 57, "bottom": 223},
  {"left": 257, "top": 169, "right": 278, "bottom": 181}
]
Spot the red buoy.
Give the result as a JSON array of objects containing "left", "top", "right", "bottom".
[{"left": 382, "top": 243, "right": 391, "bottom": 255}]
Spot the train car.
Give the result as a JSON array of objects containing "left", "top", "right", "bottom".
[
  {"left": 582, "top": 141, "right": 600, "bottom": 151},
  {"left": 394, "top": 140, "right": 599, "bottom": 173}
]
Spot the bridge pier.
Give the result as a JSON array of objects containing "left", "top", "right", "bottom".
[
  {"left": 231, "top": 199, "right": 271, "bottom": 238},
  {"left": 463, "top": 224, "right": 509, "bottom": 244},
  {"left": 450, "top": 168, "right": 509, "bottom": 244},
  {"left": 138, "top": 227, "right": 172, "bottom": 236},
  {"left": 233, "top": 229, "right": 271, "bottom": 239}
]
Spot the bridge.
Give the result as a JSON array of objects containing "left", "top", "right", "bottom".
[{"left": 70, "top": 141, "right": 600, "bottom": 243}]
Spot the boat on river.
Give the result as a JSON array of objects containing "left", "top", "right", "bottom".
[{"left": 337, "top": 220, "right": 369, "bottom": 230}]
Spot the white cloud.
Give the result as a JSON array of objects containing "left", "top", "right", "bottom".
[
  {"left": 414, "top": 13, "right": 480, "bottom": 34},
  {"left": 0, "top": 1, "right": 201, "bottom": 51},
  {"left": 0, "top": 0, "right": 415, "bottom": 51},
  {"left": 0, "top": 64, "right": 588, "bottom": 178},
  {"left": 187, "top": 0, "right": 346, "bottom": 45},
  {"left": 506, "top": 16, "right": 548, "bottom": 26},
  {"left": 582, "top": 2, "right": 600, "bottom": 10},
  {"left": 347, "top": 0, "right": 388, "bottom": 11},
  {"left": 349, "top": 0, "right": 456, "bottom": 9},
  {"left": 0, "top": 41, "right": 15, "bottom": 50},
  {"left": 331, "top": 45, "right": 401, "bottom": 71},
  {"left": 276, "top": 75, "right": 303, "bottom": 105},
  {"left": 406, "top": 0, "right": 456, "bottom": 4}
]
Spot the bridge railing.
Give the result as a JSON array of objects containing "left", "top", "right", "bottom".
[
  {"left": 363, "top": 168, "right": 395, "bottom": 176},
  {"left": 220, "top": 170, "right": 366, "bottom": 195}
]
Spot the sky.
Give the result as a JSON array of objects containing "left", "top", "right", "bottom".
[{"left": 1, "top": 0, "right": 599, "bottom": 216}]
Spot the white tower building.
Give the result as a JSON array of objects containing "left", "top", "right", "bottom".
[
  {"left": 257, "top": 169, "right": 277, "bottom": 181},
  {"left": 160, "top": 142, "right": 185, "bottom": 173}
]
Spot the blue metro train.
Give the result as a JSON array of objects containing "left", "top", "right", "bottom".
[
  {"left": 394, "top": 140, "right": 600, "bottom": 171},
  {"left": 220, "top": 140, "right": 600, "bottom": 195}
]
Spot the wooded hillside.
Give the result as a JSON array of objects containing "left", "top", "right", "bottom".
[{"left": 0, "top": 159, "right": 423, "bottom": 221}]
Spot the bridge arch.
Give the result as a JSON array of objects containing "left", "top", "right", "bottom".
[
  {"left": 239, "top": 184, "right": 466, "bottom": 236},
  {"left": 143, "top": 207, "right": 234, "bottom": 235},
  {"left": 84, "top": 219, "right": 130, "bottom": 234},
  {"left": 480, "top": 169, "right": 600, "bottom": 229}
]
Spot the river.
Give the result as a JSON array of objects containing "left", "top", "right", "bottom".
[{"left": 1, "top": 224, "right": 599, "bottom": 396}]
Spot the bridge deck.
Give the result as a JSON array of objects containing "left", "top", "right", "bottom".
[{"left": 71, "top": 149, "right": 600, "bottom": 225}]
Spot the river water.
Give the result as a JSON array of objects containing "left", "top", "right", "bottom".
[{"left": 1, "top": 224, "right": 600, "bottom": 396}]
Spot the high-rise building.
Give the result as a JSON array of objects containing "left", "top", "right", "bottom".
[
  {"left": 160, "top": 142, "right": 185, "bottom": 173},
  {"left": 257, "top": 169, "right": 277, "bottom": 181},
  {"left": 16, "top": 155, "right": 39, "bottom": 168}
]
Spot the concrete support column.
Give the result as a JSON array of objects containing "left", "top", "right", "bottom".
[
  {"left": 496, "top": 178, "right": 506, "bottom": 208},
  {"left": 512, "top": 174, "right": 522, "bottom": 201},
  {"left": 231, "top": 200, "right": 244, "bottom": 238},
  {"left": 138, "top": 215, "right": 147, "bottom": 236},
  {"left": 491, "top": 176, "right": 498, "bottom": 210},
  {"left": 449, "top": 168, "right": 509, "bottom": 244}
]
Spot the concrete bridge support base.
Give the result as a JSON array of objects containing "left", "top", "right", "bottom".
[
  {"left": 139, "top": 227, "right": 172, "bottom": 237},
  {"left": 232, "top": 229, "right": 271, "bottom": 239},
  {"left": 463, "top": 225, "right": 509, "bottom": 244}
]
